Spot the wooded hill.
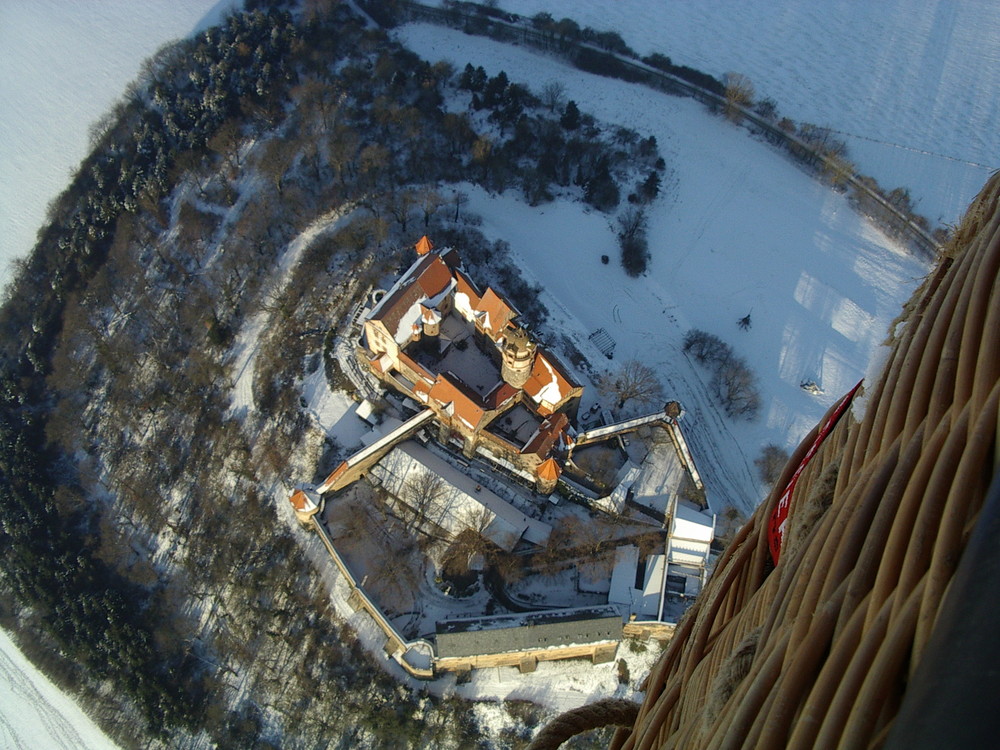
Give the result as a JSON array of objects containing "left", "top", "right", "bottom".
[{"left": 0, "top": 1, "right": 659, "bottom": 747}]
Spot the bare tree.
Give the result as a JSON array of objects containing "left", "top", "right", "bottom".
[
  {"left": 540, "top": 81, "right": 566, "bottom": 113},
  {"left": 617, "top": 207, "right": 649, "bottom": 276},
  {"left": 208, "top": 118, "right": 244, "bottom": 174},
  {"left": 386, "top": 188, "right": 418, "bottom": 233},
  {"left": 598, "top": 359, "right": 665, "bottom": 411},
  {"left": 368, "top": 534, "right": 420, "bottom": 613},
  {"left": 755, "top": 444, "right": 789, "bottom": 486},
  {"left": 724, "top": 72, "right": 755, "bottom": 122},
  {"left": 452, "top": 190, "right": 469, "bottom": 222},
  {"left": 402, "top": 471, "right": 448, "bottom": 535},
  {"left": 712, "top": 355, "right": 761, "bottom": 420},
  {"left": 419, "top": 187, "right": 444, "bottom": 229}
]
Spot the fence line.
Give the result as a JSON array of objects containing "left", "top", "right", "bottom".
[{"left": 391, "top": 1, "right": 940, "bottom": 261}]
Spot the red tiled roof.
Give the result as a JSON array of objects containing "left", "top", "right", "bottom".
[
  {"left": 523, "top": 349, "right": 581, "bottom": 414},
  {"left": 415, "top": 235, "right": 434, "bottom": 255},
  {"left": 429, "top": 373, "right": 486, "bottom": 430},
  {"left": 522, "top": 412, "right": 570, "bottom": 456},
  {"left": 477, "top": 288, "right": 517, "bottom": 337},
  {"left": 536, "top": 457, "right": 563, "bottom": 481},
  {"left": 484, "top": 382, "right": 519, "bottom": 411}
]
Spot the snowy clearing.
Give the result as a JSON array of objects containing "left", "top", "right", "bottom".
[
  {"left": 0, "top": 628, "right": 120, "bottom": 750},
  {"left": 397, "top": 23, "right": 929, "bottom": 512},
  {"left": 497, "top": 0, "right": 1000, "bottom": 229},
  {"left": 0, "top": 0, "right": 238, "bottom": 282}
]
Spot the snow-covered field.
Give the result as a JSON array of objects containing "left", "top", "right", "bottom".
[
  {"left": 397, "top": 23, "right": 928, "bottom": 512},
  {"left": 498, "top": 0, "right": 1000, "bottom": 231},
  {"left": 0, "top": 0, "right": 239, "bottom": 283},
  {"left": 0, "top": 628, "right": 120, "bottom": 750}
]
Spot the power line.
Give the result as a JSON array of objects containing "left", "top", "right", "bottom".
[{"left": 823, "top": 127, "right": 995, "bottom": 170}]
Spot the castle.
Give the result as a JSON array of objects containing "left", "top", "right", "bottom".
[{"left": 356, "top": 236, "right": 583, "bottom": 493}]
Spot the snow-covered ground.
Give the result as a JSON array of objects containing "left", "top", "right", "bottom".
[
  {"left": 0, "top": 628, "right": 120, "bottom": 750},
  {"left": 497, "top": 0, "right": 1000, "bottom": 230},
  {"left": 397, "top": 23, "right": 928, "bottom": 512},
  {"left": 0, "top": 0, "right": 239, "bottom": 283}
]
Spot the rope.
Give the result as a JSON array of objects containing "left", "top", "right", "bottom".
[{"left": 526, "top": 699, "right": 639, "bottom": 750}]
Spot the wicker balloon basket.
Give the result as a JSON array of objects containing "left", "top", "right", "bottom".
[{"left": 530, "top": 170, "right": 1000, "bottom": 750}]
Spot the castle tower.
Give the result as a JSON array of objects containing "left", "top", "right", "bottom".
[
  {"left": 415, "top": 235, "right": 434, "bottom": 256},
  {"left": 501, "top": 326, "right": 536, "bottom": 389},
  {"left": 289, "top": 489, "right": 324, "bottom": 527},
  {"left": 535, "top": 458, "right": 562, "bottom": 494}
]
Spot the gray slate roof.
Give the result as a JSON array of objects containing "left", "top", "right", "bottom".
[{"left": 435, "top": 606, "right": 623, "bottom": 658}]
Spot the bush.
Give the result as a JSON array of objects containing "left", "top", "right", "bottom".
[
  {"left": 755, "top": 444, "right": 790, "bottom": 486},
  {"left": 641, "top": 53, "right": 673, "bottom": 72},
  {"left": 573, "top": 47, "right": 645, "bottom": 84},
  {"left": 671, "top": 64, "right": 725, "bottom": 96},
  {"left": 617, "top": 658, "right": 631, "bottom": 684},
  {"left": 684, "top": 329, "right": 761, "bottom": 420},
  {"left": 620, "top": 233, "right": 649, "bottom": 277}
]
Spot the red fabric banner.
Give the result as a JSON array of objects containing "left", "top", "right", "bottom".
[{"left": 767, "top": 380, "right": 864, "bottom": 565}]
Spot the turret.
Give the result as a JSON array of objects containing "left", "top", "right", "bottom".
[{"left": 501, "top": 326, "right": 535, "bottom": 389}]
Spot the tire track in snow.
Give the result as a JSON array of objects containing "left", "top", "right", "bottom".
[
  {"left": 227, "top": 204, "right": 356, "bottom": 418},
  {"left": 0, "top": 640, "right": 98, "bottom": 750}
]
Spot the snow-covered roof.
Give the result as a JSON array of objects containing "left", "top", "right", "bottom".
[
  {"left": 435, "top": 606, "right": 622, "bottom": 658},
  {"left": 672, "top": 500, "right": 715, "bottom": 544},
  {"left": 608, "top": 544, "right": 640, "bottom": 608},
  {"left": 366, "top": 253, "right": 455, "bottom": 345},
  {"left": 524, "top": 350, "right": 580, "bottom": 414},
  {"left": 598, "top": 462, "right": 643, "bottom": 515},
  {"left": 608, "top": 545, "right": 668, "bottom": 618}
]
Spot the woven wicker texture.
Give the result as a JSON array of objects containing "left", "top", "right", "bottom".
[{"left": 603, "top": 169, "right": 1000, "bottom": 750}]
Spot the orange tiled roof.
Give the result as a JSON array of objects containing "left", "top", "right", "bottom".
[
  {"left": 429, "top": 373, "right": 486, "bottom": 430},
  {"left": 415, "top": 235, "right": 434, "bottom": 255},
  {"left": 522, "top": 412, "right": 570, "bottom": 456},
  {"left": 415, "top": 254, "right": 453, "bottom": 298},
  {"left": 289, "top": 490, "right": 312, "bottom": 512},
  {"left": 453, "top": 269, "right": 482, "bottom": 307},
  {"left": 413, "top": 379, "right": 432, "bottom": 401},
  {"left": 477, "top": 288, "right": 518, "bottom": 337},
  {"left": 318, "top": 461, "right": 349, "bottom": 493},
  {"left": 536, "top": 457, "right": 563, "bottom": 481},
  {"left": 523, "top": 349, "right": 580, "bottom": 414}
]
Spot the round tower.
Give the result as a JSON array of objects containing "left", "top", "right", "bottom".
[{"left": 501, "top": 326, "right": 536, "bottom": 389}]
